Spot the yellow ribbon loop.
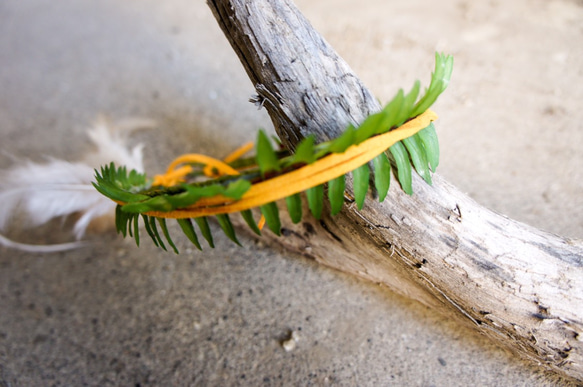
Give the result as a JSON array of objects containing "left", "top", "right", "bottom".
[
  {"left": 152, "top": 153, "right": 241, "bottom": 187},
  {"left": 152, "top": 140, "right": 266, "bottom": 226}
]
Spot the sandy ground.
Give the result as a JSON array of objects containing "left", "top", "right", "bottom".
[{"left": 1, "top": 0, "right": 582, "bottom": 385}]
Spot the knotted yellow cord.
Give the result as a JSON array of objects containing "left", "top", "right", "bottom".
[
  {"left": 143, "top": 109, "right": 437, "bottom": 219},
  {"left": 152, "top": 153, "right": 242, "bottom": 187},
  {"left": 202, "top": 141, "right": 255, "bottom": 177},
  {"left": 151, "top": 141, "right": 265, "bottom": 227}
]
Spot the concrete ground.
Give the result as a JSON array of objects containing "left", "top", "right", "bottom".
[{"left": 1, "top": 0, "right": 582, "bottom": 385}]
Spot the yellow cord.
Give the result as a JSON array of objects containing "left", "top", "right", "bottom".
[
  {"left": 152, "top": 153, "right": 241, "bottom": 186},
  {"left": 152, "top": 141, "right": 265, "bottom": 226},
  {"left": 203, "top": 141, "right": 254, "bottom": 177},
  {"left": 144, "top": 109, "right": 437, "bottom": 219},
  {"left": 153, "top": 142, "right": 254, "bottom": 186}
]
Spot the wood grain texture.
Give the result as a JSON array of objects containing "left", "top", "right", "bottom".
[{"left": 207, "top": 0, "right": 583, "bottom": 382}]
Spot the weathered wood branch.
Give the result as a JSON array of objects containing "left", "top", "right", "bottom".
[{"left": 207, "top": 0, "right": 583, "bottom": 382}]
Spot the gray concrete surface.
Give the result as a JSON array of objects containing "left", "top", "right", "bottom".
[{"left": 1, "top": 0, "right": 582, "bottom": 385}]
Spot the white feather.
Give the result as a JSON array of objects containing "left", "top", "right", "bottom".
[
  {"left": 0, "top": 117, "right": 153, "bottom": 252},
  {"left": 0, "top": 233, "right": 86, "bottom": 253}
]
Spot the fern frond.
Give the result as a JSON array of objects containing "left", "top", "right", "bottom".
[
  {"left": 328, "top": 175, "right": 346, "bottom": 215},
  {"left": 94, "top": 53, "right": 453, "bottom": 252},
  {"left": 372, "top": 152, "right": 391, "bottom": 202},
  {"left": 285, "top": 194, "right": 303, "bottom": 223}
]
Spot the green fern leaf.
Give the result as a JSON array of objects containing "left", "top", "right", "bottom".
[
  {"left": 416, "top": 123, "right": 439, "bottom": 172},
  {"left": 389, "top": 142, "right": 413, "bottom": 195},
  {"left": 240, "top": 210, "right": 262, "bottom": 236},
  {"left": 127, "top": 213, "right": 134, "bottom": 237},
  {"left": 306, "top": 185, "right": 324, "bottom": 219},
  {"left": 216, "top": 214, "right": 241, "bottom": 246},
  {"left": 195, "top": 217, "right": 215, "bottom": 248},
  {"left": 132, "top": 214, "right": 140, "bottom": 246},
  {"left": 177, "top": 218, "right": 202, "bottom": 250},
  {"left": 410, "top": 53, "right": 453, "bottom": 117},
  {"left": 377, "top": 90, "right": 404, "bottom": 135},
  {"left": 260, "top": 202, "right": 281, "bottom": 236},
  {"left": 158, "top": 218, "right": 179, "bottom": 254},
  {"left": 395, "top": 80, "right": 420, "bottom": 126},
  {"left": 93, "top": 163, "right": 149, "bottom": 203},
  {"left": 325, "top": 125, "right": 355, "bottom": 155},
  {"left": 115, "top": 205, "right": 128, "bottom": 236},
  {"left": 373, "top": 153, "right": 391, "bottom": 202},
  {"left": 256, "top": 130, "right": 281, "bottom": 176},
  {"left": 353, "top": 164, "right": 370, "bottom": 210},
  {"left": 149, "top": 216, "right": 167, "bottom": 251},
  {"left": 354, "top": 112, "right": 383, "bottom": 145},
  {"left": 328, "top": 174, "right": 345, "bottom": 215},
  {"left": 122, "top": 195, "right": 174, "bottom": 213},
  {"left": 142, "top": 215, "right": 160, "bottom": 248},
  {"left": 288, "top": 135, "right": 316, "bottom": 165},
  {"left": 285, "top": 194, "right": 303, "bottom": 224},
  {"left": 402, "top": 134, "right": 432, "bottom": 185}
]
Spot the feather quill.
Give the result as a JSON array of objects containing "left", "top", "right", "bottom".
[{"left": 0, "top": 117, "right": 153, "bottom": 252}]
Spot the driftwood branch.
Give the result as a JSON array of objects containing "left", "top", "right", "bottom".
[{"left": 207, "top": 0, "right": 583, "bottom": 382}]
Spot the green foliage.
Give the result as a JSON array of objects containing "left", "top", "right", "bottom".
[
  {"left": 410, "top": 53, "right": 454, "bottom": 117},
  {"left": 177, "top": 218, "right": 202, "bottom": 250},
  {"left": 194, "top": 217, "right": 214, "bottom": 248},
  {"left": 402, "top": 134, "right": 432, "bottom": 185},
  {"left": 285, "top": 194, "right": 303, "bottom": 223},
  {"left": 216, "top": 214, "right": 240, "bottom": 246},
  {"left": 94, "top": 53, "right": 453, "bottom": 252},
  {"left": 260, "top": 202, "right": 281, "bottom": 235},
  {"left": 417, "top": 123, "right": 439, "bottom": 172},
  {"left": 256, "top": 130, "right": 281, "bottom": 176},
  {"left": 324, "top": 126, "right": 356, "bottom": 155},
  {"left": 240, "top": 209, "right": 262, "bottom": 236},
  {"left": 328, "top": 175, "right": 346, "bottom": 215},
  {"left": 93, "top": 163, "right": 149, "bottom": 203},
  {"left": 287, "top": 135, "right": 316, "bottom": 166},
  {"left": 158, "top": 218, "right": 179, "bottom": 254},
  {"left": 353, "top": 164, "right": 370, "bottom": 210},
  {"left": 132, "top": 214, "right": 140, "bottom": 246},
  {"left": 306, "top": 185, "right": 324, "bottom": 220},
  {"left": 142, "top": 214, "right": 159, "bottom": 248},
  {"left": 389, "top": 141, "right": 414, "bottom": 195},
  {"left": 372, "top": 153, "right": 391, "bottom": 202},
  {"left": 120, "top": 179, "right": 252, "bottom": 214},
  {"left": 148, "top": 215, "right": 166, "bottom": 251}
]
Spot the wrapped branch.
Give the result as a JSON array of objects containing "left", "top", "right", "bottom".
[{"left": 206, "top": 0, "right": 583, "bottom": 383}]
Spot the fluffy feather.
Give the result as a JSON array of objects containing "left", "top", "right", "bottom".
[{"left": 0, "top": 117, "right": 153, "bottom": 252}]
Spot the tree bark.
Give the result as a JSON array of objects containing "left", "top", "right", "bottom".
[{"left": 207, "top": 0, "right": 583, "bottom": 382}]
